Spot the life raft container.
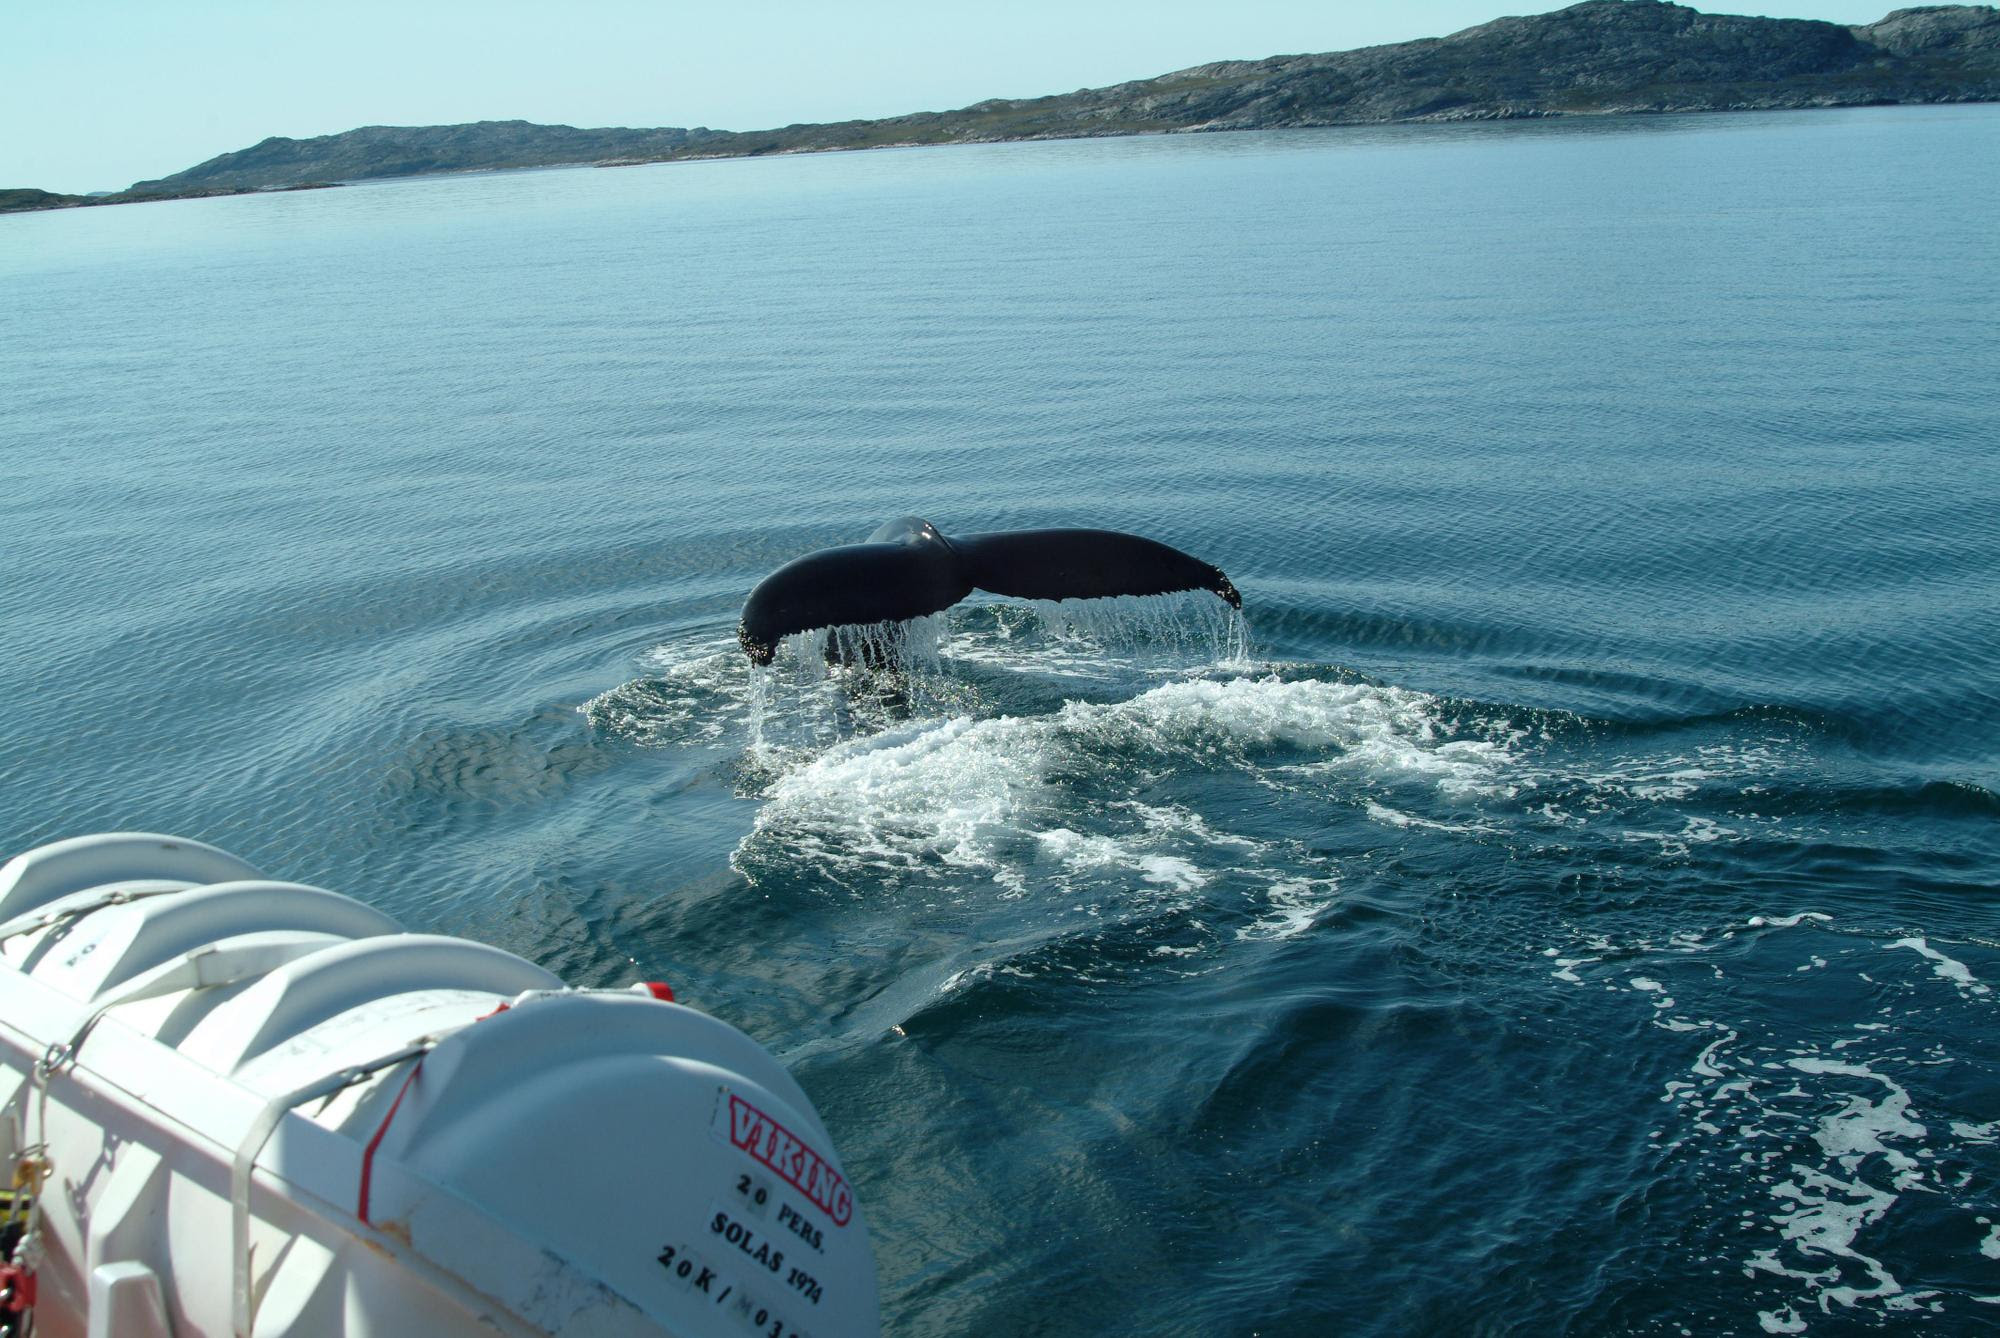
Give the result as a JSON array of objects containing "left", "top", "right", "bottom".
[{"left": 0, "top": 833, "right": 877, "bottom": 1337}]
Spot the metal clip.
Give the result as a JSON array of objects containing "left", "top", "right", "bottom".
[
  {"left": 31, "top": 1042, "right": 70, "bottom": 1082},
  {"left": 9, "top": 1156, "right": 49, "bottom": 1197}
]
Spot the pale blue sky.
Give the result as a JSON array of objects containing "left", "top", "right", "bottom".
[{"left": 9, "top": 0, "right": 1901, "bottom": 193}]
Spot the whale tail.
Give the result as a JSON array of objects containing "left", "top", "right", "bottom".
[
  {"left": 737, "top": 520, "right": 1239, "bottom": 665},
  {"left": 952, "top": 529, "right": 1240, "bottom": 608}
]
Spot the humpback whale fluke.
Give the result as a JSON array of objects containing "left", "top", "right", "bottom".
[{"left": 737, "top": 517, "right": 1241, "bottom": 665}]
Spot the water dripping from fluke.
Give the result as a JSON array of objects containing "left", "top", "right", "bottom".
[{"left": 740, "top": 593, "right": 1256, "bottom": 762}]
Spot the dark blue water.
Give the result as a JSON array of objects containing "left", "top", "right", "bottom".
[{"left": 4, "top": 105, "right": 1998, "bottom": 1334}]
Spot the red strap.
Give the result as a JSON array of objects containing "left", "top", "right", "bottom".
[
  {"left": 0, "top": 1261, "right": 34, "bottom": 1313},
  {"left": 357, "top": 1059, "right": 423, "bottom": 1225}
]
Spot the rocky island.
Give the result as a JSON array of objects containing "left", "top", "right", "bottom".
[{"left": 7, "top": 1, "right": 1996, "bottom": 212}]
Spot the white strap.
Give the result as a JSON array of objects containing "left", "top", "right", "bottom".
[
  {"left": 0, "top": 884, "right": 187, "bottom": 945},
  {"left": 230, "top": 1039, "right": 434, "bottom": 1338}
]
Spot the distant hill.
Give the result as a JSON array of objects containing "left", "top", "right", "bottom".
[
  {"left": 9, "top": 2, "right": 1997, "bottom": 212},
  {"left": 129, "top": 122, "right": 712, "bottom": 195},
  {"left": 0, "top": 182, "right": 337, "bottom": 214},
  {"left": 0, "top": 188, "right": 89, "bottom": 212}
]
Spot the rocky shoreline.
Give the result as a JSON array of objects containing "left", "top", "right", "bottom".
[{"left": 0, "top": 181, "right": 339, "bottom": 215}]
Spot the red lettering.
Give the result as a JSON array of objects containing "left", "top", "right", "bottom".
[
  {"left": 730, "top": 1099, "right": 763, "bottom": 1148},
  {"left": 725, "top": 1095, "right": 854, "bottom": 1228}
]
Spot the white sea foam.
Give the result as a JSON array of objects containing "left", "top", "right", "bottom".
[
  {"left": 1769, "top": 1167, "right": 1906, "bottom": 1308},
  {"left": 1577, "top": 758, "right": 1717, "bottom": 802},
  {"left": 1551, "top": 956, "right": 1596, "bottom": 984},
  {"left": 1364, "top": 801, "right": 1500, "bottom": 834},
  {"left": 737, "top": 675, "right": 1512, "bottom": 889},
  {"left": 1125, "top": 802, "right": 1259, "bottom": 846},
  {"left": 1037, "top": 827, "right": 1136, "bottom": 868},
  {"left": 1674, "top": 1040, "right": 1923, "bottom": 1319},
  {"left": 1207, "top": 681, "right": 1516, "bottom": 797},
  {"left": 1503, "top": 740, "right": 1810, "bottom": 871},
  {"left": 1622, "top": 815, "right": 1736, "bottom": 856},
  {"left": 1887, "top": 937, "right": 1990, "bottom": 997},
  {"left": 753, "top": 713, "right": 1046, "bottom": 879},
  {"left": 1553, "top": 917, "right": 2000, "bottom": 1326},
  {"left": 1758, "top": 1305, "right": 1808, "bottom": 1333},
  {"left": 582, "top": 638, "right": 749, "bottom": 745},
  {"left": 1238, "top": 877, "right": 1337, "bottom": 942},
  {"left": 1136, "top": 856, "right": 1206, "bottom": 892},
  {"left": 1783, "top": 1059, "right": 1925, "bottom": 1172},
  {"left": 1630, "top": 977, "right": 1676, "bottom": 1009}
]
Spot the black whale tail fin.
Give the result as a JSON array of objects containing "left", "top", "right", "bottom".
[
  {"left": 737, "top": 542, "right": 972, "bottom": 665},
  {"left": 737, "top": 522, "right": 1239, "bottom": 665},
  {"left": 956, "top": 529, "right": 1241, "bottom": 611}
]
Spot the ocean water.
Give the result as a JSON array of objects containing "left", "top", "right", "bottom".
[{"left": 3, "top": 104, "right": 1998, "bottom": 1333}]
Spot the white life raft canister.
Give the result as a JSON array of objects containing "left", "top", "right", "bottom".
[{"left": 0, "top": 833, "right": 878, "bottom": 1337}]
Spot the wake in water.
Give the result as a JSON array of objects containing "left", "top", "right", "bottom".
[
  {"left": 579, "top": 597, "right": 2000, "bottom": 1330},
  {"left": 587, "top": 595, "right": 1527, "bottom": 962}
]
